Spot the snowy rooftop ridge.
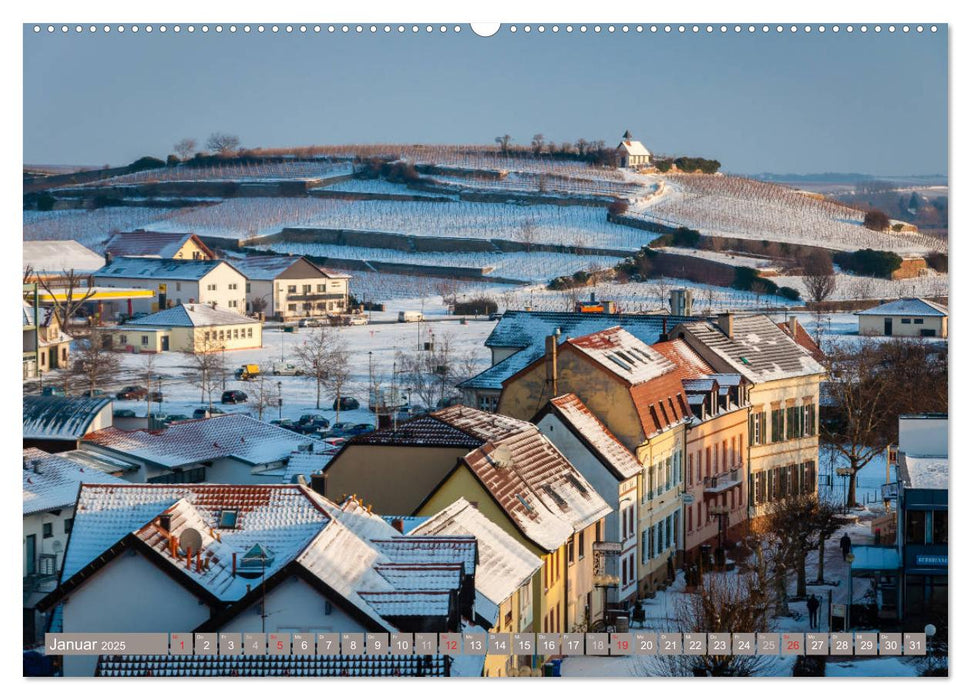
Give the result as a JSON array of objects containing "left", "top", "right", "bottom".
[
  {"left": 546, "top": 393, "right": 641, "bottom": 480},
  {"left": 83, "top": 414, "right": 322, "bottom": 469},
  {"left": 105, "top": 231, "right": 216, "bottom": 260},
  {"left": 94, "top": 256, "right": 238, "bottom": 281},
  {"left": 122, "top": 303, "right": 253, "bottom": 328},
  {"left": 22, "top": 448, "right": 127, "bottom": 515},
  {"left": 411, "top": 497, "right": 542, "bottom": 626},
  {"left": 856, "top": 297, "right": 948, "bottom": 317},
  {"left": 899, "top": 454, "right": 949, "bottom": 490},
  {"left": 23, "top": 239, "right": 105, "bottom": 274},
  {"left": 566, "top": 326, "right": 675, "bottom": 385},
  {"left": 49, "top": 483, "right": 478, "bottom": 634}
]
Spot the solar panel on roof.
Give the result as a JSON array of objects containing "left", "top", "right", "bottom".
[{"left": 607, "top": 354, "right": 632, "bottom": 372}]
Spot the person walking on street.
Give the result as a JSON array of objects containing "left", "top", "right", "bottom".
[
  {"left": 807, "top": 594, "right": 820, "bottom": 630},
  {"left": 839, "top": 532, "right": 852, "bottom": 561}
]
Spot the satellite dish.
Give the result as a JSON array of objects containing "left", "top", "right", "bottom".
[
  {"left": 492, "top": 445, "right": 513, "bottom": 468},
  {"left": 179, "top": 528, "right": 203, "bottom": 552}
]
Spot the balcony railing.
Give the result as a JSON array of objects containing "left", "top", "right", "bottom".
[{"left": 703, "top": 468, "right": 743, "bottom": 494}]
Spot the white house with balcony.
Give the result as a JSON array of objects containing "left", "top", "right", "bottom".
[{"left": 228, "top": 255, "right": 350, "bottom": 321}]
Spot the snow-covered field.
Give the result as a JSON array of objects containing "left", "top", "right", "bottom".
[
  {"left": 771, "top": 271, "right": 949, "bottom": 302},
  {"left": 143, "top": 197, "right": 658, "bottom": 249},
  {"left": 22, "top": 207, "right": 185, "bottom": 251},
  {"left": 103, "top": 161, "right": 353, "bottom": 184},
  {"left": 633, "top": 175, "right": 946, "bottom": 255}
]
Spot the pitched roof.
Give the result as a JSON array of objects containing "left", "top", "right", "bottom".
[
  {"left": 94, "top": 256, "right": 237, "bottom": 281},
  {"left": 105, "top": 231, "right": 215, "bottom": 260},
  {"left": 22, "top": 448, "right": 127, "bottom": 515},
  {"left": 223, "top": 255, "right": 309, "bottom": 280},
  {"left": 45, "top": 484, "right": 476, "bottom": 635},
  {"left": 96, "top": 654, "right": 449, "bottom": 677},
  {"left": 412, "top": 498, "right": 542, "bottom": 626},
  {"left": 674, "top": 315, "right": 826, "bottom": 382},
  {"left": 442, "top": 407, "right": 611, "bottom": 551},
  {"left": 347, "top": 414, "right": 484, "bottom": 449},
  {"left": 618, "top": 140, "right": 651, "bottom": 157},
  {"left": 431, "top": 405, "right": 531, "bottom": 443},
  {"left": 23, "top": 396, "right": 111, "bottom": 440},
  {"left": 463, "top": 310, "right": 696, "bottom": 391},
  {"left": 546, "top": 394, "right": 641, "bottom": 480},
  {"left": 122, "top": 303, "right": 254, "bottom": 328},
  {"left": 651, "top": 339, "right": 716, "bottom": 379},
  {"left": 856, "top": 298, "right": 948, "bottom": 317},
  {"left": 566, "top": 327, "right": 674, "bottom": 385},
  {"left": 23, "top": 240, "right": 105, "bottom": 274},
  {"left": 776, "top": 319, "right": 826, "bottom": 364},
  {"left": 83, "top": 414, "right": 325, "bottom": 469}
]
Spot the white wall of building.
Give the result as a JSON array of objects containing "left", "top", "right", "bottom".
[
  {"left": 899, "top": 415, "right": 948, "bottom": 456},
  {"left": 23, "top": 508, "right": 75, "bottom": 577}
]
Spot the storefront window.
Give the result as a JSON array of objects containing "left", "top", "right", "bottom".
[
  {"left": 906, "top": 510, "right": 927, "bottom": 544},
  {"left": 933, "top": 510, "right": 948, "bottom": 545}
]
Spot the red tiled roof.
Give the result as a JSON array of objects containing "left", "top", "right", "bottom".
[
  {"left": 777, "top": 320, "right": 827, "bottom": 364},
  {"left": 548, "top": 394, "right": 641, "bottom": 480}
]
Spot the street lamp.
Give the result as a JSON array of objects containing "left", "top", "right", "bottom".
[{"left": 277, "top": 380, "right": 283, "bottom": 420}]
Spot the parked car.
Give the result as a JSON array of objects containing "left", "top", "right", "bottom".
[
  {"left": 270, "top": 419, "right": 296, "bottom": 429},
  {"left": 435, "top": 395, "right": 462, "bottom": 409},
  {"left": 397, "top": 311, "right": 424, "bottom": 323},
  {"left": 489, "top": 312, "right": 504, "bottom": 321},
  {"left": 163, "top": 414, "right": 190, "bottom": 424},
  {"left": 325, "top": 422, "right": 356, "bottom": 437},
  {"left": 81, "top": 389, "right": 107, "bottom": 398},
  {"left": 116, "top": 386, "right": 148, "bottom": 400},
  {"left": 333, "top": 396, "right": 360, "bottom": 412},
  {"left": 346, "top": 314, "right": 368, "bottom": 326},
  {"left": 221, "top": 390, "right": 248, "bottom": 404},
  {"left": 298, "top": 318, "right": 323, "bottom": 328},
  {"left": 347, "top": 423, "right": 375, "bottom": 436},
  {"left": 148, "top": 391, "right": 164, "bottom": 402},
  {"left": 193, "top": 406, "right": 227, "bottom": 419},
  {"left": 41, "top": 386, "right": 66, "bottom": 397},
  {"left": 272, "top": 362, "right": 303, "bottom": 376},
  {"left": 299, "top": 414, "right": 330, "bottom": 429},
  {"left": 113, "top": 409, "right": 136, "bottom": 418},
  {"left": 319, "top": 436, "right": 348, "bottom": 448}
]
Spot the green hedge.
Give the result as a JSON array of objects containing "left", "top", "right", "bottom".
[{"left": 832, "top": 249, "right": 903, "bottom": 279}]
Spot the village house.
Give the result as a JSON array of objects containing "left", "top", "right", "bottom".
[
  {"left": 616, "top": 130, "right": 651, "bottom": 169},
  {"left": 23, "top": 395, "right": 114, "bottom": 453},
  {"left": 93, "top": 257, "right": 247, "bottom": 317},
  {"left": 856, "top": 298, "right": 948, "bottom": 339},
  {"left": 104, "top": 303, "right": 263, "bottom": 353},
  {"left": 532, "top": 394, "right": 642, "bottom": 606},
  {"left": 23, "top": 301, "right": 72, "bottom": 378},
  {"left": 105, "top": 231, "right": 216, "bottom": 260},
  {"left": 228, "top": 254, "right": 351, "bottom": 321},
  {"left": 80, "top": 414, "right": 334, "bottom": 485},
  {"left": 23, "top": 240, "right": 105, "bottom": 282},
  {"left": 497, "top": 328, "right": 687, "bottom": 594},
  {"left": 458, "top": 310, "right": 696, "bottom": 413},
  {"left": 671, "top": 313, "right": 825, "bottom": 518},
  {"left": 652, "top": 339, "right": 749, "bottom": 560},
  {"left": 36, "top": 484, "right": 481, "bottom": 676},
  {"left": 410, "top": 497, "right": 543, "bottom": 677},
  {"left": 318, "top": 405, "right": 611, "bottom": 640},
  {"left": 22, "top": 448, "right": 127, "bottom": 646}
]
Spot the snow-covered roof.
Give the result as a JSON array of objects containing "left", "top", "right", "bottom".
[
  {"left": 674, "top": 315, "right": 826, "bottom": 383},
  {"left": 95, "top": 256, "right": 238, "bottom": 281},
  {"left": 546, "top": 394, "right": 641, "bottom": 480},
  {"left": 259, "top": 450, "right": 336, "bottom": 483},
  {"left": 83, "top": 414, "right": 324, "bottom": 469},
  {"left": 617, "top": 140, "right": 651, "bottom": 157},
  {"left": 23, "top": 396, "right": 112, "bottom": 441},
  {"left": 224, "top": 255, "right": 310, "bottom": 280},
  {"left": 22, "top": 448, "right": 127, "bottom": 515},
  {"left": 856, "top": 298, "right": 948, "bottom": 317},
  {"left": 566, "top": 327, "right": 674, "bottom": 385},
  {"left": 105, "top": 232, "right": 215, "bottom": 260},
  {"left": 900, "top": 454, "right": 949, "bottom": 490},
  {"left": 50, "top": 484, "right": 476, "bottom": 635},
  {"left": 349, "top": 414, "right": 484, "bottom": 449},
  {"left": 463, "top": 310, "right": 696, "bottom": 391},
  {"left": 23, "top": 240, "right": 105, "bottom": 275},
  {"left": 122, "top": 303, "right": 254, "bottom": 329},
  {"left": 412, "top": 498, "right": 542, "bottom": 626},
  {"left": 444, "top": 407, "right": 612, "bottom": 551}
]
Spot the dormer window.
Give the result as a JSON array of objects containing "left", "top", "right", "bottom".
[{"left": 218, "top": 509, "right": 239, "bottom": 529}]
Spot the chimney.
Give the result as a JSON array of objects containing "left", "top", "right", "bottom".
[
  {"left": 232, "top": 552, "right": 237, "bottom": 577},
  {"left": 391, "top": 518, "right": 404, "bottom": 533},
  {"left": 159, "top": 513, "right": 172, "bottom": 532},
  {"left": 545, "top": 334, "right": 559, "bottom": 396},
  {"left": 590, "top": 292, "right": 596, "bottom": 303},
  {"left": 105, "top": 251, "right": 113, "bottom": 266},
  {"left": 30, "top": 459, "right": 44, "bottom": 475},
  {"left": 659, "top": 317, "right": 669, "bottom": 342},
  {"left": 788, "top": 316, "right": 798, "bottom": 338},
  {"left": 717, "top": 312, "right": 734, "bottom": 338},
  {"left": 310, "top": 472, "right": 327, "bottom": 497}
]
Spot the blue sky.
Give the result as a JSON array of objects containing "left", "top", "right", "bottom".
[{"left": 23, "top": 25, "right": 947, "bottom": 174}]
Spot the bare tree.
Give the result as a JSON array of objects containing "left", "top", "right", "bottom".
[
  {"left": 531, "top": 134, "right": 546, "bottom": 156},
  {"left": 250, "top": 373, "right": 277, "bottom": 421},
  {"left": 38, "top": 269, "right": 96, "bottom": 329},
  {"left": 324, "top": 342, "right": 352, "bottom": 423},
  {"left": 765, "top": 494, "right": 841, "bottom": 597},
  {"left": 183, "top": 336, "right": 225, "bottom": 410},
  {"left": 516, "top": 218, "right": 539, "bottom": 253},
  {"left": 173, "top": 138, "right": 197, "bottom": 160},
  {"left": 293, "top": 326, "right": 350, "bottom": 414},
  {"left": 394, "top": 331, "right": 460, "bottom": 410},
  {"left": 142, "top": 352, "right": 158, "bottom": 420},
  {"left": 206, "top": 132, "right": 241, "bottom": 155},
  {"left": 71, "top": 328, "right": 121, "bottom": 395},
  {"left": 803, "top": 250, "right": 838, "bottom": 345},
  {"left": 249, "top": 295, "right": 269, "bottom": 316},
  {"left": 495, "top": 134, "right": 512, "bottom": 154}
]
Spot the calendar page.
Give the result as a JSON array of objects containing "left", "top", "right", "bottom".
[{"left": 21, "top": 7, "right": 949, "bottom": 684}]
